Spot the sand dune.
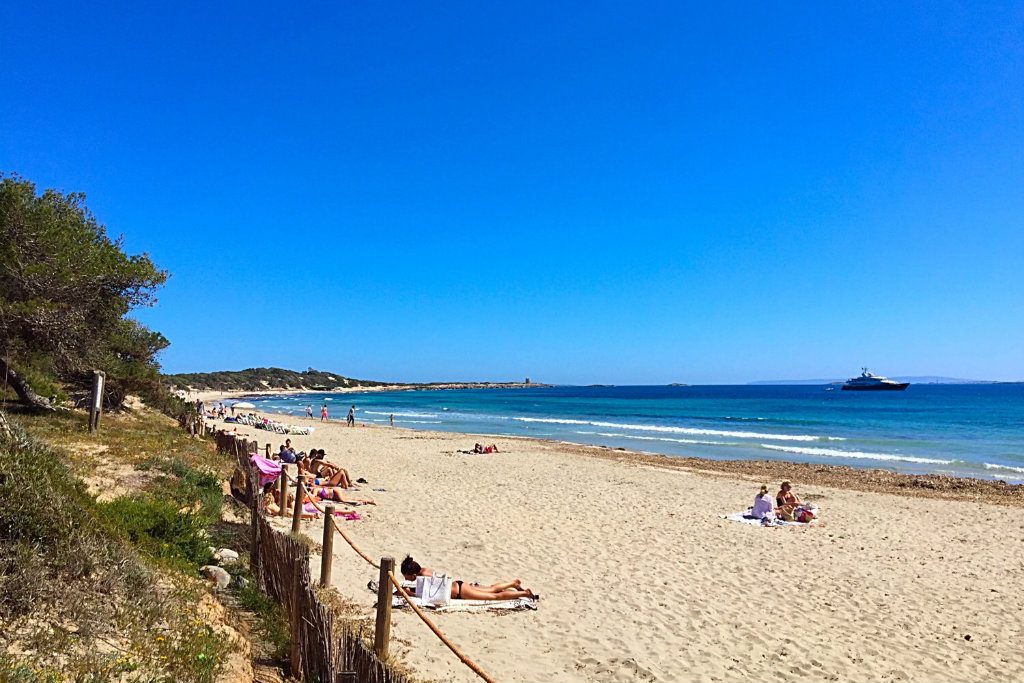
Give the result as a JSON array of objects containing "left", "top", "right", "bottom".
[{"left": 228, "top": 416, "right": 1024, "bottom": 682}]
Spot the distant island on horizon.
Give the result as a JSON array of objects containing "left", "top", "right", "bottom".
[{"left": 163, "top": 367, "right": 546, "bottom": 393}]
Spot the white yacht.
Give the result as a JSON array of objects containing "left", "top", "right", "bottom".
[{"left": 841, "top": 368, "right": 909, "bottom": 391}]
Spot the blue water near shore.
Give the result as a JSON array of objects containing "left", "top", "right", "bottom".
[{"left": 243, "top": 384, "right": 1024, "bottom": 482}]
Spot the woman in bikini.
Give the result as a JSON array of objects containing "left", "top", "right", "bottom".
[
  {"left": 270, "top": 481, "right": 375, "bottom": 511},
  {"left": 400, "top": 555, "right": 538, "bottom": 601},
  {"left": 776, "top": 481, "right": 802, "bottom": 521},
  {"left": 310, "top": 484, "right": 375, "bottom": 506},
  {"left": 299, "top": 449, "right": 353, "bottom": 488}
]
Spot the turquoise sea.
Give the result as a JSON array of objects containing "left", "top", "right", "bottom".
[{"left": 243, "top": 384, "right": 1024, "bottom": 482}]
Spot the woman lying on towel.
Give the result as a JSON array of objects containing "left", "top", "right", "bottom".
[
  {"left": 265, "top": 482, "right": 375, "bottom": 512},
  {"left": 400, "top": 555, "right": 538, "bottom": 601}
]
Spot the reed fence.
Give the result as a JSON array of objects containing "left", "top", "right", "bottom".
[{"left": 214, "top": 429, "right": 412, "bottom": 683}]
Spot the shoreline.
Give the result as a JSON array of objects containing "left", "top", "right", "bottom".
[{"left": 222, "top": 405, "right": 1024, "bottom": 507}]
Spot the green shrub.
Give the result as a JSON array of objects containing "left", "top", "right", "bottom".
[{"left": 98, "top": 497, "right": 212, "bottom": 569}]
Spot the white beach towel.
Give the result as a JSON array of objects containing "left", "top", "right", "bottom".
[
  {"left": 722, "top": 506, "right": 819, "bottom": 527},
  {"left": 392, "top": 595, "right": 538, "bottom": 612}
]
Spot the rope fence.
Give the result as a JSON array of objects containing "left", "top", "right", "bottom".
[{"left": 212, "top": 427, "right": 501, "bottom": 683}]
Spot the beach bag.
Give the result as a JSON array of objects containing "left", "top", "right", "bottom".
[
  {"left": 415, "top": 574, "right": 452, "bottom": 606},
  {"left": 796, "top": 507, "right": 816, "bottom": 523}
]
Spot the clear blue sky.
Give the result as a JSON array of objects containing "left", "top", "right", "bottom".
[{"left": 2, "top": 2, "right": 1022, "bottom": 383}]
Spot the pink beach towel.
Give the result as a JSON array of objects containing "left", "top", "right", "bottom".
[{"left": 250, "top": 455, "right": 282, "bottom": 488}]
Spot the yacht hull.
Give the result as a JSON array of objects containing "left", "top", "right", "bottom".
[{"left": 841, "top": 383, "right": 909, "bottom": 391}]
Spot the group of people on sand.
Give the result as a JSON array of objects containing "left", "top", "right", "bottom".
[
  {"left": 261, "top": 451, "right": 539, "bottom": 603},
  {"left": 240, "top": 408, "right": 537, "bottom": 603},
  {"left": 750, "top": 481, "right": 816, "bottom": 523},
  {"left": 262, "top": 442, "right": 376, "bottom": 518},
  {"left": 195, "top": 399, "right": 228, "bottom": 419}
]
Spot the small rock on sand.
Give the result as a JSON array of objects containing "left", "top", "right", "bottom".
[
  {"left": 200, "top": 565, "right": 231, "bottom": 589},
  {"left": 214, "top": 548, "right": 240, "bottom": 564}
]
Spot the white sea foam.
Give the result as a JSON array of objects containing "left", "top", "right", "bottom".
[
  {"left": 760, "top": 444, "right": 952, "bottom": 466},
  {"left": 983, "top": 462, "right": 1024, "bottom": 474},
  {"left": 364, "top": 410, "right": 442, "bottom": 419},
  {"left": 582, "top": 431, "right": 736, "bottom": 447},
  {"left": 513, "top": 416, "right": 841, "bottom": 442}
]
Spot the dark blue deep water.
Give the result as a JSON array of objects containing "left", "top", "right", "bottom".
[{"left": 246, "top": 384, "right": 1024, "bottom": 481}]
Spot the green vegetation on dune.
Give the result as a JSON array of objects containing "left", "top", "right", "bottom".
[
  {"left": 163, "top": 366, "right": 395, "bottom": 391},
  {"left": 0, "top": 410, "right": 234, "bottom": 682},
  {"left": 0, "top": 174, "right": 293, "bottom": 681}
]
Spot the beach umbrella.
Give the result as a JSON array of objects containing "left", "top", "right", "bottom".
[{"left": 232, "top": 401, "right": 256, "bottom": 410}]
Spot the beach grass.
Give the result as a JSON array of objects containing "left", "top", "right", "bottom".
[{"left": 0, "top": 408, "right": 253, "bottom": 681}]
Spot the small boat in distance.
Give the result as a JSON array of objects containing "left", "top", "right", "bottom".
[{"left": 841, "top": 368, "right": 910, "bottom": 391}]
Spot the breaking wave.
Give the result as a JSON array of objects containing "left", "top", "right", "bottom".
[
  {"left": 760, "top": 444, "right": 952, "bottom": 465},
  {"left": 513, "top": 416, "right": 842, "bottom": 442}
]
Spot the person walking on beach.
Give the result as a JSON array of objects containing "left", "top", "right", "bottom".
[
  {"left": 347, "top": 405, "right": 356, "bottom": 427},
  {"left": 305, "top": 405, "right": 313, "bottom": 419},
  {"left": 389, "top": 414, "right": 394, "bottom": 427},
  {"left": 321, "top": 404, "right": 329, "bottom": 422}
]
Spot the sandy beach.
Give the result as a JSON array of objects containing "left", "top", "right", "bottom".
[{"left": 221, "top": 411, "right": 1024, "bottom": 683}]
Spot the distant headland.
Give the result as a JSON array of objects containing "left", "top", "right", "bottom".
[{"left": 163, "top": 367, "right": 547, "bottom": 394}]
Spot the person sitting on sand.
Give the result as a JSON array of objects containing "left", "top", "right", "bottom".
[
  {"left": 261, "top": 483, "right": 317, "bottom": 517},
  {"left": 776, "top": 481, "right": 802, "bottom": 521},
  {"left": 300, "top": 449, "right": 353, "bottom": 488},
  {"left": 285, "top": 438, "right": 304, "bottom": 458},
  {"left": 400, "top": 555, "right": 538, "bottom": 601},
  {"left": 278, "top": 443, "right": 298, "bottom": 464},
  {"left": 301, "top": 459, "right": 352, "bottom": 489},
  {"left": 751, "top": 485, "right": 775, "bottom": 520}
]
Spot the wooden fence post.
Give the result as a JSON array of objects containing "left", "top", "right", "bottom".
[
  {"left": 279, "top": 470, "right": 290, "bottom": 517},
  {"left": 319, "top": 505, "right": 335, "bottom": 587},
  {"left": 291, "top": 475, "right": 305, "bottom": 533},
  {"left": 266, "top": 443, "right": 271, "bottom": 458},
  {"left": 246, "top": 442, "right": 261, "bottom": 580},
  {"left": 290, "top": 559, "right": 304, "bottom": 678},
  {"left": 374, "top": 556, "right": 395, "bottom": 660},
  {"left": 88, "top": 370, "right": 105, "bottom": 433}
]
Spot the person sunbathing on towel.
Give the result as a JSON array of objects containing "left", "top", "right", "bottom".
[
  {"left": 776, "top": 481, "right": 803, "bottom": 521},
  {"left": 400, "top": 555, "right": 538, "bottom": 601},
  {"left": 308, "top": 484, "right": 376, "bottom": 506},
  {"left": 272, "top": 480, "right": 375, "bottom": 509}
]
